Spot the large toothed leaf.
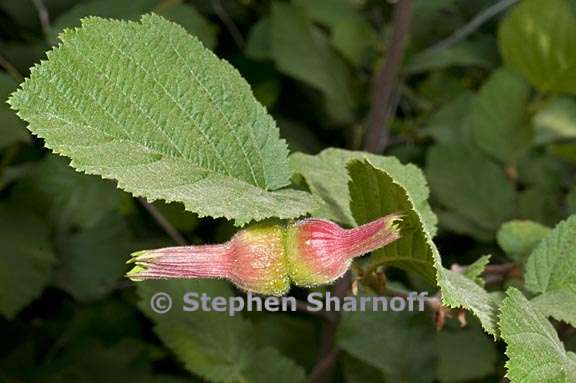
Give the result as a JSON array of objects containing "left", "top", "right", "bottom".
[
  {"left": 499, "top": 288, "right": 576, "bottom": 382},
  {"left": 499, "top": 0, "right": 576, "bottom": 94},
  {"left": 9, "top": 15, "right": 317, "bottom": 226},
  {"left": 290, "top": 148, "right": 437, "bottom": 236},
  {"left": 347, "top": 159, "right": 499, "bottom": 335}
]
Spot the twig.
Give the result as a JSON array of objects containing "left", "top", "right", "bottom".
[
  {"left": 483, "top": 263, "right": 518, "bottom": 275},
  {"left": 421, "top": 0, "right": 519, "bottom": 56},
  {"left": 0, "top": 55, "right": 24, "bottom": 83},
  {"left": 139, "top": 198, "right": 188, "bottom": 246},
  {"left": 213, "top": 0, "right": 244, "bottom": 49},
  {"left": 482, "top": 263, "right": 522, "bottom": 286},
  {"left": 31, "top": 0, "right": 51, "bottom": 38},
  {"left": 363, "top": 0, "right": 415, "bottom": 153}
]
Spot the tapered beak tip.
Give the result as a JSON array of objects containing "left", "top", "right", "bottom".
[{"left": 126, "top": 265, "right": 147, "bottom": 281}]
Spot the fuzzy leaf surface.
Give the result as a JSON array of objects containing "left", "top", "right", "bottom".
[
  {"left": 524, "top": 215, "right": 576, "bottom": 326},
  {"left": 9, "top": 15, "right": 316, "bottom": 225},
  {"left": 499, "top": 288, "right": 576, "bottom": 382}
]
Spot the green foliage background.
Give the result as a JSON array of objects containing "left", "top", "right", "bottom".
[{"left": 0, "top": 0, "right": 575, "bottom": 382}]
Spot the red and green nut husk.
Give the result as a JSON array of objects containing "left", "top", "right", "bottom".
[{"left": 127, "top": 214, "right": 402, "bottom": 296}]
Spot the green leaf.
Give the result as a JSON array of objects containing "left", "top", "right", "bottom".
[
  {"left": 526, "top": 215, "right": 576, "bottom": 293},
  {"left": 0, "top": 72, "right": 29, "bottom": 149},
  {"left": 331, "top": 15, "right": 377, "bottom": 67},
  {"left": 532, "top": 286, "right": 576, "bottom": 328},
  {"left": 499, "top": 0, "right": 576, "bottom": 94},
  {"left": 52, "top": 0, "right": 218, "bottom": 49},
  {"left": 337, "top": 306, "right": 438, "bottom": 383},
  {"left": 522, "top": 214, "right": 576, "bottom": 344},
  {"left": 0, "top": 204, "right": 54, "bottom": 318},
  {"left": 436, "top": 325, "right": 498, "bottom": 382},
  {"left": 138, "top": 279, "right": 253, "bottom": 382},
  {"left": 464, "top": 255, "right": 491, "bottom": 286},
  {"left": 245, "top": 17, "right": 272, "bottom": 61},
  {"left": 426, "top": 144, "right": 517, "bottom": 233},
  {"left": 517, "top": 153, "right": 568, "bottom": 189},
  {"left": 433, "top": 265, "right": 501, "bottom": 337},
  {"left": 471, "top": 68, "right": 532, "bottom": 163},
  {"left": 518, "top": 186, "right": 564, "bottom": 227},
  {"left": 270, "top": 2, "right": 355, "bottom": 124},
  {"left": 347, "top": 159, "right": 437, "bottom": 282},
  {"left": 12, "top": 155, "right": 123, "bottom": 233},
  {"left": 137, "top": 280, "right": 305, "bottom": 383},
  {"left": 437, "top": 210, "right": 494, "bottom": 242},
  {"left": 499, "top": 288, "right": 576, "bottom": 382},
  {"left": 497, "top": 220, "right": 551, "bottom": 261},
  {"left": 533, "top": 96, "right": 576, "bottom": 144},
  {"left": 33, "top": 338, "right": 192, "bottom": 383},
  {"left": 9, "top": 15, "right": 316, "bottom": 226},
  {"left": 525, "top": 215, "right": 576, "bottom": 294},
  {"left": 251, "top": 313, "right": 318, "bottom": 370},
  {"left": 292, "top": 0, "right": 358, "bottom": 29},
  {"left": 11, "top": 156, "right": 130, "bottom": 301},
  {"left": 424, "top": 91, "right": 474, "bottom": 144},
  {"left": 342, "top": 355, "right": 387, "bottom": 383},
  {"left": 243, "top": 348, "right": 306, "bottom": 383},
  {"left": 290, "top": 148, "right": 437, "bottom": 236},
  {"left": 347, "top": 159, "right": 499, "bottom": 335},
  {"left": 54, "top": 213, "right": 131, "bottom": 301}
]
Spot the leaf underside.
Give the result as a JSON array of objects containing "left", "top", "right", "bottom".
[{"left": 347, "top": 159, "right": 498, "bottom": 336}]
